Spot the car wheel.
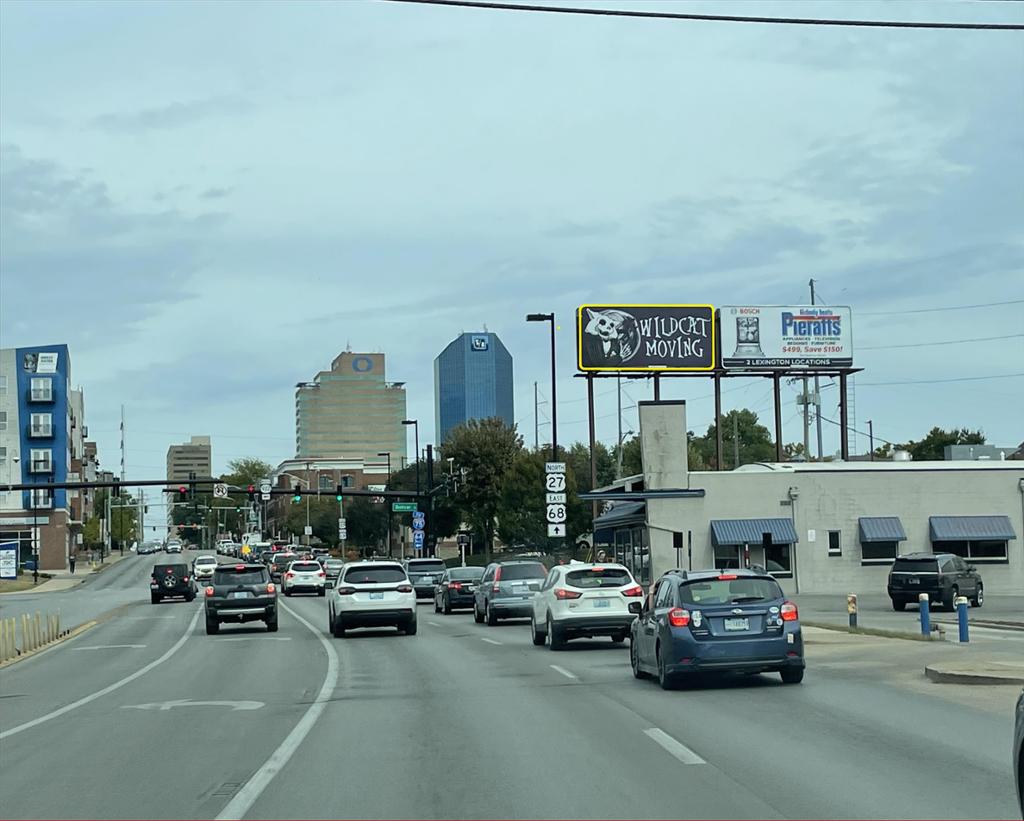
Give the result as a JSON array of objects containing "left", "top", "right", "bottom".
[
  {"left": 611, "top": 631, "right": 627, "bottom": 643},
  {"left": 891, "top": 598, "right": 906, "bottom": 612},
  {"left": 780, "top": 667, "right": 805, "bottom": 684},
  {"left": 531, "top": 615, "right": 546, "bottom": 646},
  {"left": 205, "top": 617, "right": 219, "bottom": 635},
  {"left": 434, "top": 597, "right": 441, "bottom": 614},
  {"left": 151, "top": 593, "right": 160, "bottom": 605},
  {"left": 283, "top": 588, "right": 292, "bottom": 597},
  {"left": 266, "top": 618, "right": 279, "bottom": 633},
  {"left": 443, "top": 596, "right": 452, "bottom": 616},
  {"left": 971, "top": 585, "right": 983, "bottom": 608},
  {"left": 944, "top": 585, "right": 959, "bottom": 611},
  {"left": 473, "top": 601, "right": 484, "bottom": 623},
  {"left": 548, "top": 615, "right": 565, "bottom": 651},
  {"left": 630, "top": 639, "right": 647, "bottom": 679},
  {"left": 404, "top": 619, "right": 418, "bottom": 636},
  {"left": 185, "top": 593, "right": 195, "bottom": 602},
  {"left": 327, "top": 608, "right": 334, "bottom": 634},
  {"left": 318, "top": 588, "right": 325, "bottom": 597},
  {"left": 486, "top": 603, "right": 498, "bottom": 626},
  {"left": 332, "top": 615, "right": 346, "bottom": 638},
  {"left": 657, "top": 645, "right": 677, "bottom": 690}
]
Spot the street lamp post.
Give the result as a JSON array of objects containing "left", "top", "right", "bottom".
[
  {"left": 378, "top": 452, "right": 392, "bottom": 557},
  {"left": 402, "top": 420, "right": 420, "bottom": 499},
  {"left": 526, "top": 313, "right": 557, "bottom": 461}
]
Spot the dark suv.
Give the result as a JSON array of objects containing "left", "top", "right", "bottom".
[
  {"left": 887, "top": 552, "right": 983, "bottom": 611},
  {"left": 150, "top": 562, "right": 197, "bottom": 604},
  {"left": 474, "top": 560, "right": 547, "bottom": 625},
  {"left": 405, "top": 558, "right": 448, "bottom": 599},
  {"left": 204, "top": 563, "right": 278, "bottom": 634}
]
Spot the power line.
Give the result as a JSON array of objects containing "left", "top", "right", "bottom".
[
  {"left": 861, "top": 333, "right": 1024, "bottom": 350},
  {"left": 861, "top": 298, "right": 1024, "bottom": 315},
  {"left": 858, "top": 372, "right": 1024, "bottom": 386},
  {"left": 382, "top": 0, "right": 1024, "bottom": 29}
]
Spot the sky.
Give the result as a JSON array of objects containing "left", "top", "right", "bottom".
[{"left": 2, "top": 0, "right": 1022, "bottom": 518}]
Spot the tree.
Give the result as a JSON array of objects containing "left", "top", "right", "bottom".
[
  {"left": 497, "top": 449, "right": 589, "bottom": 551},
  {"left": 344, "top": 496, "right": 388, "bottom": 550},
  {"left": 284, "top": 497, "right": 342, "bottom": 546},
  {"left": 82, "top": 516, "right": 102, "bottom": 548},
  {"left": 387, "top": 460, "right": 461, "bottom": 539},
  {"left": 565, "top": 441, "right": 616, "bottom": 494},
  {"left": 901, "top": 427, "right": 985, "bottom": 462},
  {"left": 614, "top": 432, "right": 705, "bottom": 476},
  {"left": 94, "top": 488, "right": 138, "bottom": 547},
  {"left": 222, "top": 458, "right": 274, "bottom": 489},
  {"left": 692, "top": 409, "right": 775, "bottom": 469},
  {"left": 441, "top": 417, "right": 524, "bottom": 558}
]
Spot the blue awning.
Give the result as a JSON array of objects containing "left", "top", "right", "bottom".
[
  {"left": 710, "top": 518, "right": 799, "bottom": 546},
  {"left": 929, "top": 515, "right": 1016, "bottom": 541},
  {"left": 858, "top": 517, "right": 907, "bottom": 543},
  {"left": 593, "top": 501, "right": 646, "bottom": 542}
]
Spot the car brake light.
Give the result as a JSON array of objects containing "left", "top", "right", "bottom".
[
  {"left": 621, "top": 585, "right": 644, "bottom": 597},
  {"left": 205, "top": 586, "right": 214, "bottom": 597},
  {"left": 318, "top": 571, "right": 326, "bottom": 577},
  {"left": 337, "top": 586, "right": 356, "bottom": 595},
  {"left": 781, "top": 601, "right": 798, "bottom": 621},
  {"left": 266, "top": 583, "right": 276, "bottom": 594},
  {"left": 554, "top": 588, "right": 581, "bottom": 600},
  {"left": 494, "top": 567, "right": 503, "bottom": 582},
  {"left": 450, "top": 581, "right": 462, "bottom": 590},
  {"left": 285, "top": 572, "right": 295, "bottom": 579},
  {"left": 668, "top": 607, "right": 691, "bottom": 627},
  {"left": 397, "top": 584, "right": 413, "bottom": 593},
  {"left": 718, "top": 574, "right": 738, "bottom": 580},
  {"left": 235, "top": 564, "right": 245, "bottom": 571},
  {"left": 183, "top": 576, "right": 189, "bottom": 582}
]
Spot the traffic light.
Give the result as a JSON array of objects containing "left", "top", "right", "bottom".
[
  {"left": 292, "top": 484, "right": 302, "bottom": 503},
  {"left": 178, "top": 486, "right": 188, "bottom": 501},
  {"left": 247, "top": 484, "right": 256, "bottom": 502},
  {"left": 335, "top": 485, "right": 344, "bottom": 502}
]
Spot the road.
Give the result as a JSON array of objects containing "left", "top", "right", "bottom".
[{"left": 1, "top": 555, "right": 1020, "bottom": 820}]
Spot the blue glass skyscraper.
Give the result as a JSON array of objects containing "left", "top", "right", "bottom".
[{"left": 434, "top": 332, "right": 514, "bottom": 445}]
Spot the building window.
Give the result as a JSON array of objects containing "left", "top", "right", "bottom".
[
  {"left": 714, "top": 544, "right": 741, "bottom": 570},
  {"left": 938, "top": 539, "right": 1008, "bottom": 561},
  {"left": 30, "top": 377, "right": 53, "bottom": 402},
  {"left": 765, "top": 543, "right": 792, "bottom": 575},
  {"left": 30, "top": 413, "right": 53, "bottom": 437},
  {"left": 0, "top": 446, "right": 6, "bottom": 461},
  {"left": 31, "top": 488, "right": 52, "bottom": 508},
  {"left": 29, "top": 449, "right": 53, "bottom": 473},
  {"left": 0, "top": 411, "right": 6, "bottom": 431},
  {"left": 828, "top": 531, "right": 841, "bottom": 556},
  {"left": 319, "top": 474, "right": 333, "bottom": 491},
  {"left": 0, "top": 374, "right": 6, "bottom": 393},
  {"left": 861, "top": 540, "right": 899, "bottom": 562}
]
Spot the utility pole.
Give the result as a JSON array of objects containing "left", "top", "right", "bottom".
[
  {"left": 868, "top": 420, "right": 875, "bottom": 461},
  {"left": 119, "top": 405, "right": 126, "bottom": 555},
  {"left": 733, "top": 413, "right": 740, "bottom": 469},
  {"left": 810, "top": 278, "right": 824, "bottom": 460},
  {"left": 534, "top": 381, "right": 539, "bottom": 451}
]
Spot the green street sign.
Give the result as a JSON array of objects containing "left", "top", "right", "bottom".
[{"left": 392, "top": 502, "right": 418, "bottom": 513}]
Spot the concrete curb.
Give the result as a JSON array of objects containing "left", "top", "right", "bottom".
[
  {"left": 925, "top": 665, "right": 1024, "bottom": 685},
  {"left": 0, "top": 620, "right": 99, "bottom": 670},
  {"left": 803, "top": 620, "right": 944, "bottom": 642}
]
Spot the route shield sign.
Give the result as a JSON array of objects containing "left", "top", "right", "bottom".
[{"left": 544, "top": 462, "right": 567, "bottom": 539}]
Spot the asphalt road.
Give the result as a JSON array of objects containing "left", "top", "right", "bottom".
[{"left": 1, "top": 560, "right": 1020, "bottom": 820}]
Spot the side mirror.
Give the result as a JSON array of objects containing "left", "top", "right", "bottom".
[{"left": 967, "top": 565, "right": 976, "bottom": 573}]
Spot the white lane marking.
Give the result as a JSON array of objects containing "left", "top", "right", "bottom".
[
  {"left": 123, "top": 699, "right": 263, "bottom": 712},
  {"left": 219, "top": 637, "right": 292, "bottom": 642},
  {"left": 549, "top": 664, "right": 578, "bottom": 680},
  {"left": 72, "top": 644, "right": 147, "bottom": 651},
  {"left": 215, "top": 600, "right": 339, "bottom": 821},
  {"left": 480, "top": 637, "right": 502, "bottom": 645},
  {"left": 0, "top": 607, "right": 202, "bottom": 740},
  {"left": 643, "top": 727, "right": 706, "bottom": 765},
  {"left": 120, "top": 616, "right": 176, "bottom": 620},
  {"left": 427, "top": 621, "right": 441, "bottom": 627}
]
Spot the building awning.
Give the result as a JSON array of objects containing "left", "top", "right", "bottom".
[
  {"left": 929, "top": 515, "right": 1017, "bottom": 541},
  {"left": 592, "top": 501, "right": 646, "bottom": 541},
  {"left": 710, "top": 518, "right": 799, "bottom": 546},
  {"left": 858, "top": 517, "right": 907, "bottom": 543}
]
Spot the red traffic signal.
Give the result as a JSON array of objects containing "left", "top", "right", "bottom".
[
  {"left": 178, "top": 486, "right": 188, "bottom": 497},
  {"left": 247, "top": 484, "right": 256, "bottom": 501}
]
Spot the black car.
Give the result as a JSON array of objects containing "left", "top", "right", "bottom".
[
  {"left": 204, "top": 563, "right": 278, "bottom": 634},
  {"left": 405, "top": 558, "right": 448, "bottom": 599},
  {"left": 269, "top": 552, "right": 298, "bottom": 583},
  {"left": 887, "top": 552, "right": 983, "bottom": 611},
  {"left": 150, "top": 562, "right": 197, "bottom": 604},
  {"left": 434, "top": 566, "right": 485, "bottom": 614}
]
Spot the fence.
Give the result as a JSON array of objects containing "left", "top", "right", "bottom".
[{"left": 0, "top": 611, "right": 66, "bottom": 663}]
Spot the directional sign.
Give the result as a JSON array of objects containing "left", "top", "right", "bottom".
[
  {"left": 545, "top": 462, "right": 566, "bottom": 474},
  {"left": 213, "top": 483, "right": 229, "bottom": 499},
  {"left": 413, "top": 531, "right": 425, "bottom": 548},
  {"left": 392, "top": 502, "right": 418, "bottom": 513},
  {"left": 548, "top": 524, "right": 566, "bottom": 538},
  {"left": 304, "top": 525, "right": 313, "bottom": 536},
  {"left": 546, "top": 504, "right": 567, "bottom": 524},
  {"left": 122, "top": 700, "right": 264, "bottom": 712},
  {"left": 545, "top": 473, "right": 566, "bottom": 493},
  {"left": 546, "top": 492, "right": 567, "bottom": 504},
  {"left": 412, "top": 517, "right": 424, "bottom": 531},
  {"left": 544, "top": 461, "right": 567, "bottom": 539}
]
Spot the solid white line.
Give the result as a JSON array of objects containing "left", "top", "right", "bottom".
[
  {"left": 549, "top": 664, "right": 578, "bottom": 680},
  {"left": 0, "top": 608, "right": 202, "bottom": 740},
  {"left": 480, "top": 637, "right": 502, "bottom": 645},
  {"left": 215, "top": 600, "right": 339, "bottom": 821},
  {"left": 644, "top": 727, "right": 706, "bottom": 765},
  {"left": 427, "top": 621, "right": 442, "bottom": 627},
  {"left": 72, "top": 644, "right": 147, "bottom": 651},
  {"left": 219, "top": 637, "right": 292, "bottom": 642}
]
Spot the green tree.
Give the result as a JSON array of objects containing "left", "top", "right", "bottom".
[
  {"left": 565, "top": 441, "right": 616, "bottom": 494},
  {"left": 692, "top": 410, "right": 775, "bottom": 470},
  {"left": 284, "top": 497, "right": 342, "bottom": 546},
  {"left": 387, "top": 460, "right": 460, "bottom": 539},
  {"left": 222, "top": 457, "right": 274, "bottom": 489},
  {"left": 82, "top": 515, "right": 102, "bottom": 548},
  {"left": 441, "top": 417, "right": 524, "bottom": 558},
  {"left": 497, "top": 448, "right": 589, "bottom": 551},
  {"left": 614, "top": 432, "right": 705, "bottom": 476},
  {"left": 901, "top": 426, "right": 985, "bottom": 462},
  {"left": 344, "top": 496, "right": 388, "bottom": 550}
]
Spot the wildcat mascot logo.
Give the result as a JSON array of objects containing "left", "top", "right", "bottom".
[{"left": 582, "top": 308, "right": 642, "bottom": 367}]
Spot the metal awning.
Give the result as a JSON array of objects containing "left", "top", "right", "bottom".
[
  {"left": 858, "top": 517, "right": 907, "bottom": 543},
  {"left": 592, "top": 501, "right": 646, "bottom": 541},
  {"left": 710, "top": 518, "right": 799, "bottom": 546},
  {"left": 929, "top": 515, "right": 1017, "bottom": 541}
]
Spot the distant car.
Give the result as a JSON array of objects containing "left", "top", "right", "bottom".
[
  {"left": 283, "top": 560, "right": 326, "bottom": 597},
  {"left": 258, "top": 549, "right": 275, "bottom": 566},
  {"left": 1015, "top": 688, "right": 1023, "bottom": 818},
  {"left": 269, "top": 552, "right": 298, "bottom": 582},
  {"left": 327, "top": 561, "right": 417, "bottom": 637},
  {"left": 165, "top": 540, "right": 183, "bottom": 554},
  {"left": 150, "top": 562, "right": 196, "bottom": 604},
  {"left": 404, "top": 558, "right": 448, "bottom": 599},
  {"left": 631, "top": 569, "right": 804, "bottom": 689},
  {"left": 474, "top": 560, "right": 547, "bottom": 625},
  {"left": 138, "top": 541, "right": 162, "bottom": 555},
  {"left": 323, "top": 558, "right": 345, "bottom": 584},
  {"left": 887, "top": 552, "right": 983, "bottom": 611},
  {"left": 434, "top": 566, "right": 485, "bottom": 614},
  {"left": 204, "top": 563, "right": 278, "bottom": 634},
  {"left": 192, "top": 554, "right": 219, "bottom": 582},
  {"left": 530, "top": 562, "right": 643, "bottom": 649}
]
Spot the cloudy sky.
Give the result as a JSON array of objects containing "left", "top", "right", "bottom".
[{"left": 2, "top": 0, "right": 1022, "bottom": 508}]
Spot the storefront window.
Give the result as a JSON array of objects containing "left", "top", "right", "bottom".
[
  {"left": 765, "top": 543, "right": 791, "bottom": 575},
  {"left": 714, "top": 544, "right": 740, "bottom": 569},
  {"left": 861, "top": 540, "right": 899, "bottom": 562}
]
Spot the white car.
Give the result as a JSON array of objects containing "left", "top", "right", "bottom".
[
  {"left": 283, "top": 560, "right": 326, "bottom": 597},
  {"left": 192, "top": 555, "right": 219, "bottom": 581},
  {"left": 327, "top": 561, "right": 417, "bottom": 637},
  {"left": 530, "top": 562, "right": 644, "bottom": 650}
]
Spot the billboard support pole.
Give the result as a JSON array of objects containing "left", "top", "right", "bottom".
[
  {"left": 714, "top": 371, "right": 723, "bottom": 471},
  {"left": 839, "top": 372, "right": 850, "bottom": 460},
  {"left": 653, "top": 373, "right": 661, "bottom": 401},
  {"left": 773, "top": 373, "right": 783, "bottom": 462},
  {"left": 587, "top": 374, "right": 598, "bottom": 530}
]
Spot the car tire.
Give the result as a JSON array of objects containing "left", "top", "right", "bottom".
[
  {"left": 486, "top": 603, "right": 498, "bottom": 626},
  {"left": 944, "top": 585, "right": 959, "bottom": 611},
  {"left": 185, "top": 593, "right": 195, "bottom": 602},
  {"left": 205, "top": 617, "right": 219, "bottom": 635},
  {"left": 151, "top": 593, "right": 160, "bottom": 605},
  {"left": 327, "top": 609, "right": 334, "bottom": 634},
  {"left": 473, "top": 602, "right": 484, "bottom": 623},
  {"left": 780, "top": 667, "right": 805, "bottom": 684},
  {"left": 548, "top": 615, "right": 565, "bottom": 651},
  {"left": 611, "top": 631, "right": 627, "bottom": 643},
  {"left": 891, "top": 598, "right": 906, "bottom": 611},
  {"left": 332, "top": 616, "right": 346, "bottom": 638},
  {"left": 434, "top": 598, "right": 441, "bottom": 614},
  {"left": 443, "top": 596, "right": 452, "bottom": 616},
  {"left": 318, "top": 588, "right": 325, "bottom": 597},
  {"left": 266, "top": 618, "right": 279, "bottom": 633},
  {"left": 404, "top": 619, "right": 418, "bottom": 636},
  {"left": 531, "top": 616, "right": 547, "bottom": 646},
  {"left": 971, "top": 585, "right": 983, "bottom": 608},
  {"left": 656, "top": 645, "right": 677, "bottom": 691},
  {"left": 283, "top": 588, "right": 292, "bottom": 597},
  {"left": 630, "top": 639, "right": 647, "bottom": 679}
]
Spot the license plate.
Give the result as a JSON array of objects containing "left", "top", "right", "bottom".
[
  {"left": 724, "top": 617, "right": 749, "bottom": 631},
  {"left": 512, "top": 583, "right": 527, "bottom": 592},
  {"left": 594, "top": 599, "right": 611, "bottom": 608},
  {"left": 908, "top": 578, "right": 920, "bottom": 584},
  {"left": 230, "top": 591, "right": 252, "bottom": 599},
  {"left": 369, "top": 592, "right": 384, "bottom": 600}
]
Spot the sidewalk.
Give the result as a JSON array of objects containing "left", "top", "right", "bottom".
[{"left": 0, "top": 552, "right": 132, "bottom": 595}]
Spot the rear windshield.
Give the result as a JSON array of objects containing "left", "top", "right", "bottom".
[
  {"left": 214, "top": 567, "right": 268, "bottom": 585},
  {"left": 499, "top": 563, "right": 546, "bottom": 580},
  {"left": 194, "top": 556, "right": 218, "bottom": 564},
  {"left": 154, "top": 564, "right": 187, "bottom": 574},
  {"left": 566, "top": 568, "right": 632, "bottom": 588},
  {"left": 407, "top": 561, "right": 446, "bottom": 573},
  {"left": 680, "top": 577, "right": 783, "bottom": 606},
  {"left": 450, "top": 567, "right": 484, "bottom": 581},
  {"left": 272, "top": 554, "right": 296, "bottom": 565},
  {"left": 324, "top": 560, "right": 344, "bottom": 568},
  {"left": 291, "top": 562, "right": 322, "bottom": 572},
  {"left": 892, "top": 557, "right": 938, "bottom": 573},
  {"left": 343, "top": 566, "right": 407, "bottom": 584}
]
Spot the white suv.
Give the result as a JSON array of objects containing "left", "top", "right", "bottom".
[
  {"left": 193, "top": 554, "right": 219, "bottom": 581},
  {"left": 327, "top": 561, "right": 417, "bottom": 637},
  {"left": 531, "top": 562, "right": 644, "bottom": 650},
  {"left": 283, "top": 560, "right": 326, "bottom": 597}
]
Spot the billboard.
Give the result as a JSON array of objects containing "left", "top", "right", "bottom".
[
  {"left": 577, "top": 304, "right": 715, "bottom": 371},
  {"left": 720, "top": 305, "right": 853, "bottom": 369}
]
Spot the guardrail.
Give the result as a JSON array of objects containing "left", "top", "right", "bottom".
[{"left": 0, "top": 611, "right": 66, "bottom": 662}]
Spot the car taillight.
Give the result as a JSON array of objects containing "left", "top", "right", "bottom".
[
  {"left": 285, "top": 572, "right": 295, "bottom": 579},
  {"left": 318, "top": 571, "right": 326, "bottom": 577},
  {"left": 554, "top": 588, "right": 581, "bottom": 600},
  {"left": 494, "top": 567, "right": 503, "bottom": 582},
  {"left": 266, "top": 583, "right": 276, "bottom": 594},
  {"left": 450, "top": 582, "right": 462, "bottom": 590},
  {"left": 621, "top": 585, "right": 644, "bottom": 597},
  {"left": 337, "top": 586, "right": 356, "bottom": 595},
  {"left": 397, "top": 584, "right": 413, "bottom": 593},
  {"left": 717, "top": 574, "right": 738, "bottom": 580},
  {"left": 781, "top": 601, "right": 798, "bottom": 621},
  {"left": 183, "top": 576, "right": 189, "bottom": 582},
  {"left": 205, "top": 586, "right": 214, "bottom": 597},
  {"left": 492, "top": 583, "right": 500, "bottom": 592},
  {"left": 668, "top": 608, "right": 691, "bottom": 627}
]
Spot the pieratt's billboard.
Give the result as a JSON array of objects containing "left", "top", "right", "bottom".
[
  {"left": 720, "top": 305, "right": 854, "bottom": 369},
  {"left": 576, "top": 304, "right": 715, "bottom": 371}
]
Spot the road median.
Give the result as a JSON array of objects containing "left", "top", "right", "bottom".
[{"left": 924, "top": 661, "right": 1024, "bottom": 685}]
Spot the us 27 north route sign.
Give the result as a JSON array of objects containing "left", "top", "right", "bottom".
[{"left": 577, "top": 304, "right": 715, "bottom": 372}]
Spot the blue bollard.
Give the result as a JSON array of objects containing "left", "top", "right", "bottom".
[
  {"left": 956, "top": 597, "right": 970, "bottom": 643},
  {"left": 919, "top": 593, "right": 931, "bottom": 636}
]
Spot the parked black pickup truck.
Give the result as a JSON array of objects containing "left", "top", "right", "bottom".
[
  {"left": 204, "top": 563, "right": 278, "bottom": 634},
  {"left": 151, "top": 562, "right": 197, "bottom": 604}
]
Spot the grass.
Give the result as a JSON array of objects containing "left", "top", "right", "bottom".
[
  {"left": 0, "top": 575, "right": 53, "bottom": 593},
  {"left": 803, "top": 620, "right": 943, "bottom": 642}
]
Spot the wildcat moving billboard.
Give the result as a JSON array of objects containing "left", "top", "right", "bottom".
[
  {"left": 577, "top": 304, "right": 715, "bottom": 371},
  {"left": 720, "top": 305, "right": 854, "bottom": 369}
]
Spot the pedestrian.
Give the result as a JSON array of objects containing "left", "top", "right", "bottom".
[{"left": 69, "top": 553, "right": 76, "bottom": 574}]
